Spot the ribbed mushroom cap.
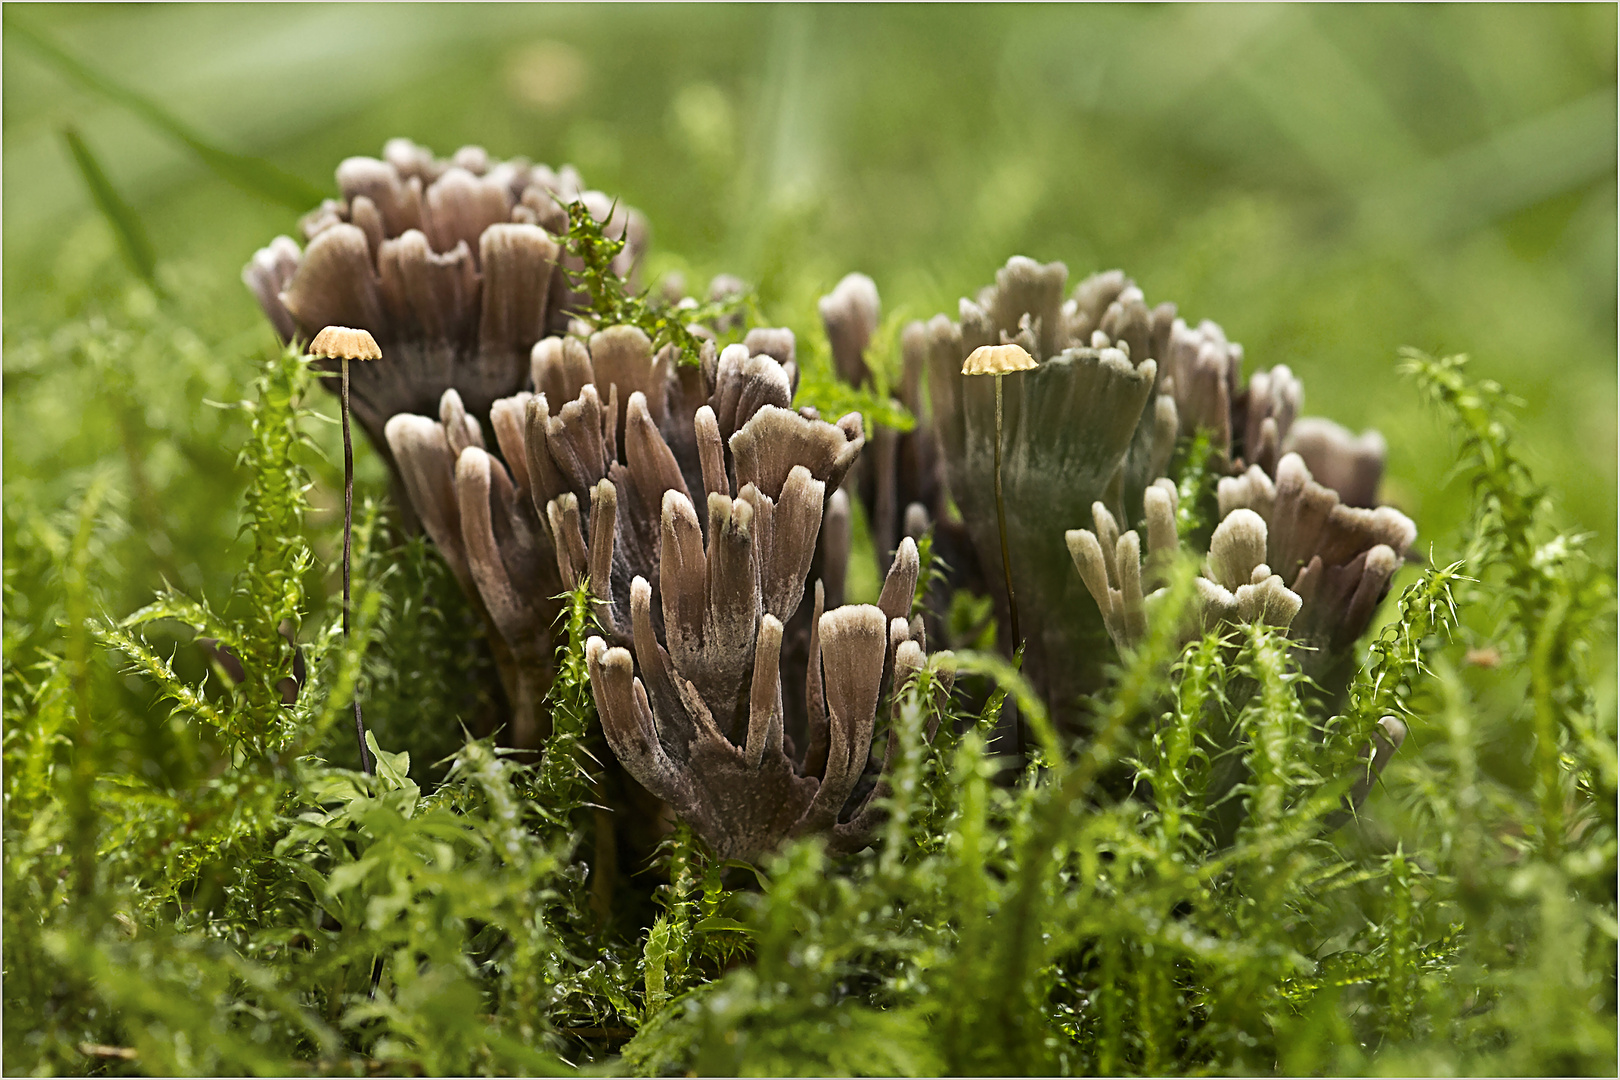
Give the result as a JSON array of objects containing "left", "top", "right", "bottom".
[
  {"left": 309, "top": 325, "right": 382, "bottom": 361},
  {"left": 961, "top": 342, "right": 1037, "bottom": 376}
]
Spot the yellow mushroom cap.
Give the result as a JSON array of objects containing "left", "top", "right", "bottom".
[
  {"left": 962, "top": 342, "right": 1036, "bottom": 376},
  {"left": 308, "top": 325, "right": 382, "bottom": 361}
]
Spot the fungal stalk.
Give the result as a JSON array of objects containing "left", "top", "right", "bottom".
[
  {"left": 962, "top": 342, "right": 1037, "bottom": 649},
  {"left": 310, "top": 325, "right": 383, "bottom": 775}
]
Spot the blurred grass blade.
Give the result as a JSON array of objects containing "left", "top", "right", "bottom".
[
  {"left": 61, "top": 128, "right": 159, "bottom": 290},
  {"left": 9, "top": 17, "right": 325, "bottom": 211}
]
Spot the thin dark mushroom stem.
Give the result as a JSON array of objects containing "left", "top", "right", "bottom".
[
  {"left": 992, "top": 372, "right": 1020, "bottom": 651},
  {"left": 962, "top": 342, "right": 1035, "bottom": 655},
  {"left": 342, "top": 355, "right": 374, "bottom": 776}
]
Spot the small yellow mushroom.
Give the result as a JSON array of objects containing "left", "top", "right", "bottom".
[
  {"left": 961, "top": 342, "right": 1037, "bottom": 376},
  {"left": 308, "top": 325, "right": 382, "bottom": 362}
]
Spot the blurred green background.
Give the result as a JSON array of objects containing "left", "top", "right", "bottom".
[{"left": 4, "top": 3, "right": 1615, "bottom": 635}]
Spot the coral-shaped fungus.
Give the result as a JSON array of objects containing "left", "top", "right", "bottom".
[
  {"left": 383, "top": 324, "right": 863, "bottom": 745},
  {"left": 383, "top": 310, "right": 950, "bottom": 856},
  {"left": 916, "top": 256, "right": 1415, "bottom": 721},
  {"left": 588, "top": 536, "right": 951, "bottom": 860},
  {"left": 243, "top": 139, "right": 647, "bottom": 473}
]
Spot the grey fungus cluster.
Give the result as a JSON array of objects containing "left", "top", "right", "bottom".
[
  {"left": 914, "top": 257, "right": 1183, "bottom": 714},
  {"left": 242, "top": 138, "right": 967, "bottom": 859},
  {"left": 381, "top": 321, "right": 870, "bottom": 742},
  {"left": 244, "top": 139, "right": 647, "bottom": 470},
  {"left": 907, "top": 254, "right": 1415, "bottom": 719},
  {"left": 588, "top": 534, "right": 951, "bottom": 860},
  {"left": 379, "top": 309, "right": 952, "bottom": 857},
  {"left": 904, "top": 254, "right": 1415, "bottom": 816}
]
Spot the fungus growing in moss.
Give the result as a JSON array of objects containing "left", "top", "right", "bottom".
[{"left": 308, "top": 324, "right": 383, "bottom": 775}]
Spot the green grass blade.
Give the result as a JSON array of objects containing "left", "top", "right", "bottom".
[{"left": 61, "top": 128, "right": 158, "bottom": 289}]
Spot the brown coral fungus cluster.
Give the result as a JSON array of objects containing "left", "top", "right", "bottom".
[
  {"left": 246, "top": 140, "right": 1415, "bottom": 859},
  {"left": 381, "top": 321, "right": 960, "bottom": 856},
  {"left": 244, "top": 138, "right": 647, "bottom": 474}
]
